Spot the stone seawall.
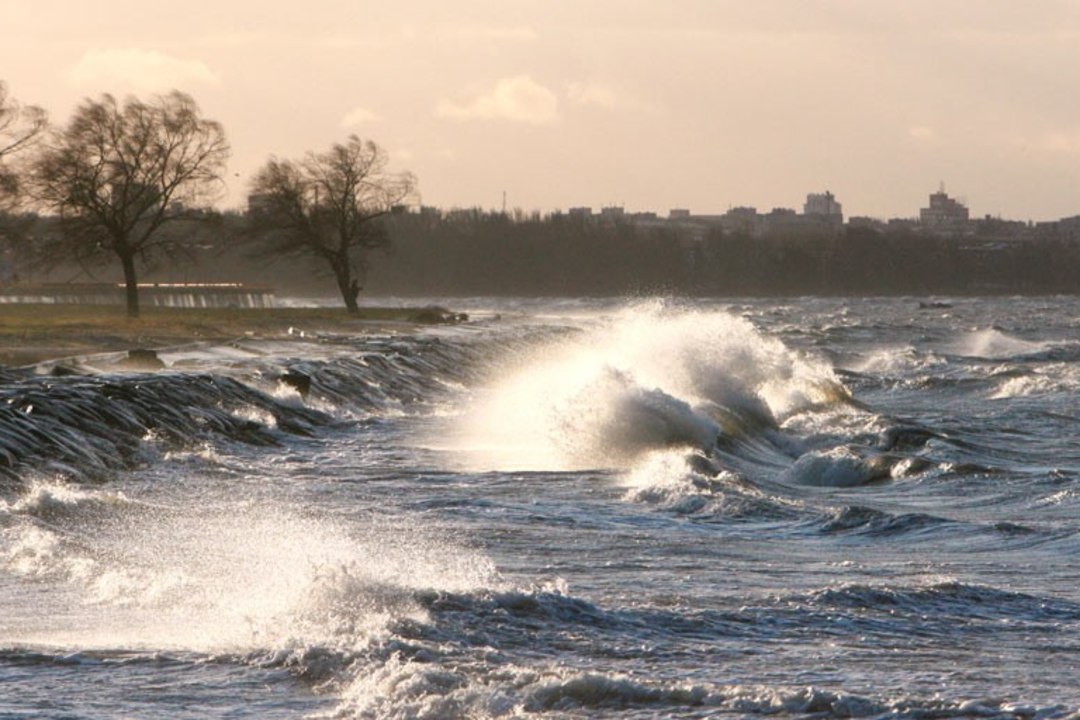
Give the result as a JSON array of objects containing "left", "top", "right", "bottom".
[{"left": 0, "top": 283, "right": 275, "bottom": 308}]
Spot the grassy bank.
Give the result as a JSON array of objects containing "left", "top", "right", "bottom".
[{"left": 0, "top": 304, "right": 462, "bottom": 366}]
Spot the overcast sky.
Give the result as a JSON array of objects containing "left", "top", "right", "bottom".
[{"left": 4, "top": 0, "right": 1079, "bottom": 220}]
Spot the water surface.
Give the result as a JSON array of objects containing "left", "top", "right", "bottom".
[{"left": 2, "top": 296, "right": 1079, "bottom": 719}]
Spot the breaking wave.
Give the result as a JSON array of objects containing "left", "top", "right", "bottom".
[{"left": 453, "top": 301, "right": 845, "bottom": 472}]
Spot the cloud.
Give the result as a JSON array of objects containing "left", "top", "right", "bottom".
[
  {"left": 566, "top": 81, "right": 661, "bottom": 114},
  {"left": 567, "top": 82, "right": 619, "bottom": 109},
  {"left": 340, "top": 106, "right": 381, "bottom": 128},
  {"left": 437, "top": 76, "right": 559, "bottom": 125},
  {"left": 67, "top": 48, "right": 221, "bottom": 93}
]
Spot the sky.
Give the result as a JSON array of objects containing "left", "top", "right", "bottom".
[{"left": 3, "top": 0, "right": 1080, "bottom": 221}]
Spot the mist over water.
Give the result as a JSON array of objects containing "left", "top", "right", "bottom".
[{"left": 3, "top": 297, "right": 1080, "bottom": 718}]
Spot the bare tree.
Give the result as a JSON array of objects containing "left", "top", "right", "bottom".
[
  {"left": 30, "top": 91, "right": 229, "bottom": 317},
  {"left": 249, "top": 136, "right": 415, "bottom": 314},
  {"left": 0, "top": 81, "right": 48, "bottom": 212}
]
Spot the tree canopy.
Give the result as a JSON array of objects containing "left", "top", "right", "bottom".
[
  {"left": 30, "top": 91, "right": 229, "bottom": 317},
  {"left": 0, "top": 82, "right": 47, "bottom": 212},
  {"left": 248, "top": 135, "right": 415, "bottom": 313}
]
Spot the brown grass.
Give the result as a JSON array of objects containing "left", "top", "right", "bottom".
[{"left": 0, "top": 304, "right": 452, "bottom": 366}]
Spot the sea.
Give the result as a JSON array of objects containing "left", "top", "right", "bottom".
[{"left": 2, "top": 296, "right": 1080, "bottom": 719}]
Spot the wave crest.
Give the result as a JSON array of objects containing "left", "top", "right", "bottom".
[{"left": 454, "top": 302, "right": 840, "bottom": 471}]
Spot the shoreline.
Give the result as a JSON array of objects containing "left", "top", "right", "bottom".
[{"left": 0, "top": 304, "right": 464, "bottom": 367}]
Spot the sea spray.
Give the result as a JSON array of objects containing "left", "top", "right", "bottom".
[
  {"left": 451, "top": 301, "right": 840, "bottom": 472},
  {"left": 954, "top": 328, "right": 1048, "bottom": 359},
  {"left": 1, "top": 483, "right": 500, "bottom": 658}
]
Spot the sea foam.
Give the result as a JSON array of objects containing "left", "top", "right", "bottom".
[{"left": 453, "top": 301, "right": 838, "bottom": 472}]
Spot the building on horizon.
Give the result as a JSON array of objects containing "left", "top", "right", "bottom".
[
  {"left": 599, "top": 206, "right": 625, "bottom": 221},
  {"left": 762, "top": 207, "right": 804, "bottom": 236},
  {"left": 721, "top": 206, "right": 760, "bottom": 236},
  {"left": 920, "top": 184, "right": 969, "bottom": 232},
  {"left": 803, "top": 191, "right": 843, "bottom": 227}
]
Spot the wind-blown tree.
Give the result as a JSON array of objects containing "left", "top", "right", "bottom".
[
  {"left": 248, "top": 135, "right": 415, "bottom": 313},
  {"left": 30, "top": 91, "right": 229, "bottom": 317},
  {"left": 0, "top": 81, "right": 47, "bottom": 212}
]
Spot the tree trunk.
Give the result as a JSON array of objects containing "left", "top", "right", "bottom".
[
  {"left": 120, "top": 251, "right": 140, "bottom": 319},
  {"left": 332, "top": 259, "right": 360, "bottom": 315}
]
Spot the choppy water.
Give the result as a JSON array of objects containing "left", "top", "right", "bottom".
[{"left": 3, "top": 296, "right": 1080, "bottom": 719}]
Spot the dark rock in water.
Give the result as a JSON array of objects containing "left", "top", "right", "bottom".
[
  {"left": 877, "top": 424, "right": 941, "bottom": 451},
  {"left": 279, "top": 370, "right": 312, "bottom": 397},
  {"left": 686, "top": 451, "right": 720, "bottom": 476},
  {"left": 409, "top": 306, "right": 469, "bottom": 324},
  {"left": 918, "top": 301, "right": 953, "bottom": 310},
  {"left": 124, "top": 348, "right": 165, "bottom": 370}
]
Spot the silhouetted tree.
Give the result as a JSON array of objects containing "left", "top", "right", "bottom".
[
  {"left": 0, "top": 81, "right": 47, "bottom": 213},
  {"left": 29, "top": 91, "right": 229, "bottom": 317},
  {"left": 248, "top": 136, "right": 415, "bottom": 313}
]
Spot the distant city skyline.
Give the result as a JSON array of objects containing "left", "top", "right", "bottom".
[
  {"left": 4, "top": 0, "right": 1080, "bottom": 221},
  {"left": 413, "top": 185, "right": 1042, "bottom": 228}
]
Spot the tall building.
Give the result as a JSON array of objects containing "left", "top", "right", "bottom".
[
  {"left": 804, "top": 191, "right": 843, "bottom": 223},
  {"left": 599, "top": 206, "right": 625, "bottom": 220},
  {"left": 920, "top": 184, "right": 969, "bottom": 230}
]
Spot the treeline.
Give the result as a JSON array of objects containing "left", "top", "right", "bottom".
[
  {"left": 192, "top": 211, "right": 1080, "bottom": 297},
  {"left": 367, "top": 211, "right": 687, "bottom": 296},
  {"left": 357, "top": 213, "right": 1080, "bottom": 297},
  {"left": 8, "top": 204, "right": 1080, "bottom": 300},
  {"left": 689, "top": 226, "right": 1080, "bottom": 296},
  {"left": 13, "top": 208, "right": 1080, "bottom": 298}
]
